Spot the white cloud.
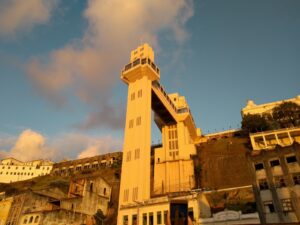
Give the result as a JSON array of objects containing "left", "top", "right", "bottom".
[
  {"left": 0, "top": 129, "right": 122, "bottom": 162},
  {"left": 0, "top": 129, "right": 53, "bottom": 161},
  {"left": 0, "top": 0, "right": 57, "bottom": 37},
  {"left": 26, "top": 0, "right": 194, "bottom": 129}
]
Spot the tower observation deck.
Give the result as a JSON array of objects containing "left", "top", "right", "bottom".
[{"left": 118, "top": 43, "right": 201, "bottom": 225}]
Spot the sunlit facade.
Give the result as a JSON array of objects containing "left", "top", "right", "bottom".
[
  {"left": 118, "top": 43, "right": 202, "bottom": 225},
  {"left": 0, "top": 158, "right": 53, "bottom": 183}
]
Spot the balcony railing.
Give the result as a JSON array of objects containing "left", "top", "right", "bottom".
[{"left": 123, "top": 58, "right": 160, "bottom": 74}]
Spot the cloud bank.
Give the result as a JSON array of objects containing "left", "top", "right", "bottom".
[
  {"left": 26, "top": 0, "right": 194, "bottom": 130},
  {"left": 0, "top": 129, "right": 122, "bottom": 161},
  {"left": 0, "top": 0, "right": 57, "bottom": 37}
]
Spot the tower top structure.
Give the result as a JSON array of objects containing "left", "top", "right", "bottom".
[
  {"left": 121, "top": 43, "right": 160, "bottom": 84},
  {"left": 130, "top": 43, "right": 154, "bottom": 63}
]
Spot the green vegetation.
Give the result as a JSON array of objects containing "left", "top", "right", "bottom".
[{"left": 242, "top": 102, "right": 300, "bottom": 133}]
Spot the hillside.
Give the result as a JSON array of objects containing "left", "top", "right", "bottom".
[{"left": 195, "top": 136, "right": 252, "bottom": 189}]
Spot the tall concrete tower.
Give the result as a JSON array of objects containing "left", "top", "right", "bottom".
[
  {"left": 119, "top": 43, "right": 160, "bottom": 213},
  {"left": 118, "top": 44, "right": 201, "bottom": 225}
]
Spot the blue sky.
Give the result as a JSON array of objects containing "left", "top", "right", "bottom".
[{"left": 0, "top": 0, "right": 299, "bottom": 160}]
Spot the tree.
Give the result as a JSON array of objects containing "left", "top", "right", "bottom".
[
  {"left": 272, "top": 102, "right": 300, "bottom": 128},
  {"left": 241, "top": 114, "right": 270, "bottom": 133},
  {"left": 94, "top": 209, "right": 105, "bottom": 225}
]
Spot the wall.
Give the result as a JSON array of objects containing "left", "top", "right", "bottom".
[
  {"left": 0, "top": 197, "right": 13, "bottom": 225},
  {"left": 0, "top": 159, "right": 52, "bottom": 183}
]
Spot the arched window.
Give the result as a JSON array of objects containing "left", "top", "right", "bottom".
[
  {"left": 29, "top": 216, "right": 33, "bottom": 223},
  {"left": 23, "top": 217, "right": 28, "bottom": 224},
  {"left": 34, "top": 216, "right": 39, "bottom": 223}
]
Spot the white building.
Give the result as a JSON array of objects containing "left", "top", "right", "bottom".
[{"left": 0, "top": 158, "right": 53, "bottom": 183}]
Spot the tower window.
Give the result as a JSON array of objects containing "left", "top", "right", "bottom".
[
  {"left": 129, "top": 119, "right": 134, "bottom": 128},
  {"left": 123, "top": 189, "right": 129, "bottom": 202},
  {"left": 126, "top": 151, "right": 131, "bottom": 162},
  {"left": 131, "top": 93, "right": 135, "bottom": 101},
  {"left": 135, "top": 148, "right": 140, "bottom": 159},
  {"left": 136, "top": 116, "right": 141, "bottom": 126},
  {"left": 138, "top": 89, "right": 142, "bottom": 98}
]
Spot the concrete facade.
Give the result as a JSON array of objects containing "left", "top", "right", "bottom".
[
  {"left": 118, "top": 43, "right": 206, "bottom": 225},
  {"left": 0, "top": 158, "right": 53, "bottom": 183},
  {"left": 0, "top": 194, "right": 13, "bottom": 225},
  {"left": 248, "top": 143, "right": 300, "bottom": 223},
  {"left": 61, "top": 175, "right": 112, "bottom": 216}
]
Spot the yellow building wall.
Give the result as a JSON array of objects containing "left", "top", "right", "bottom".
[{"left": 0, "top": 197, "right": 13, "bottom": 225}]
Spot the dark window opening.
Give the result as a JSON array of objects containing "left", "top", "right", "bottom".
[
  {"left": 143, "top": 213, "right": 147, "bottom": 225},
  {"left": 286, "top": 155, "right": 297, "bottom": 163},
  {"left": 270, "top": 159, "right": 280, "bottom": 167},
  {"left": 259, "top": 179, "right": 269, "bottom": 190},
  {"left": 293, "top": 173, "right": 300, "bottom": 185},
  {"left": 255, "top": 163, "right": 264, "bottom": 170}
]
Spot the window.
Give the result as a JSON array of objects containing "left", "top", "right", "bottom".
[
  {"left": 123, "top": 189, "right": 129, "bottom": 202},
  {"left": 263, "top": 201, "right": 275, "bottom": 213},
  {"left": 129, "top": 119, "right": 134, "bottom": 128},
  {"left": 255, "top": 163, "right": 264, "bottom": 170},
  {"left": 23, "top": 218, "right": 28, "bottom": 224},
  {"left": 163, "top": 211, "right": 168, "bottom": 224},
  {"left": 286, "top": 155, "right": 297, "bottom": 163},
  {"left": 143, "top": 213, "right": 147, "bottom": 225},
  {"left": 281, "top": 199, "right": 293, "bottom": 212},
  {"left": 149, "top": 212, "right": 153, "bottom": 225},
  {"left": 90, "top": 182, "right": 93, "bottom": 192},
  {"left": 126, "top": 151, "right": 131, "bottom": 162},
  {"left": 274, "top": 176, "right": 286, "bottom": 188},
  {"left": 293, "top": 173, "right": 300, "bottom": 185},
  {"left": 34, "top": 216, "right": 39, "bottom": 223},
  {"left": 138, "top": 89, "right": 142, "bottom": 98},
  {"left": 132, "top": 215, "right": 137, "bottom": 225},
  {"left": 123, "top": 215, "right": 128, "bottom": 225},
  {"left": 136, "top": 116, "right": 141, "bottom": 126},
  {"left": 29, "top": 216, "right": 33, "bottom": 223},
  {"left": 132, "top": 187, "right": 138, "bottom": 201},
  {"left": 157, "top": 212, "right": 162, "bottom": 224},
  {"left": 135, "top": 148, "right": 140, "bottom": 159},
  {"left": 131, "top": 93, "right": 135, "bottom": 101},
  {"left": 258, "top": 179, "right": 269, "bottom": 190},
  {"left": 270, "top": 159, "right": 280, "bottom": 167}
]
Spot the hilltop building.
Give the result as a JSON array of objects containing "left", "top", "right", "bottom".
[
  {"left": 0, "top": 158, "right": 53, "bottom": 183},
  {"left": 241, "top": 95, "right": 300, "bottom": 116},
  {"left": 51, "top": 152, "right": 122, "bottom": 176},
  {"left": 245, "top": 96, "right": 300, "bottom": 223}
]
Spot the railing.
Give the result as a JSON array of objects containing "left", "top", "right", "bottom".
[
  {"left": 152, "top": 81, "right": 177, "bottom": 112},
  {"left": 123, "top": 58, "right": 160, "bottom": 74},
  {"left": 152, "top": 81, "right": 197, "bottom": 130}
]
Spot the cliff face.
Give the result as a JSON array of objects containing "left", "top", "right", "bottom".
[{"left": 195, "top": 136, "right": 252, "bottom": 190}]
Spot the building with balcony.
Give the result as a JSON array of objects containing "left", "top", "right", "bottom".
[{"left": 248, "top": 143, "right": 300, "bottom": 223}]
